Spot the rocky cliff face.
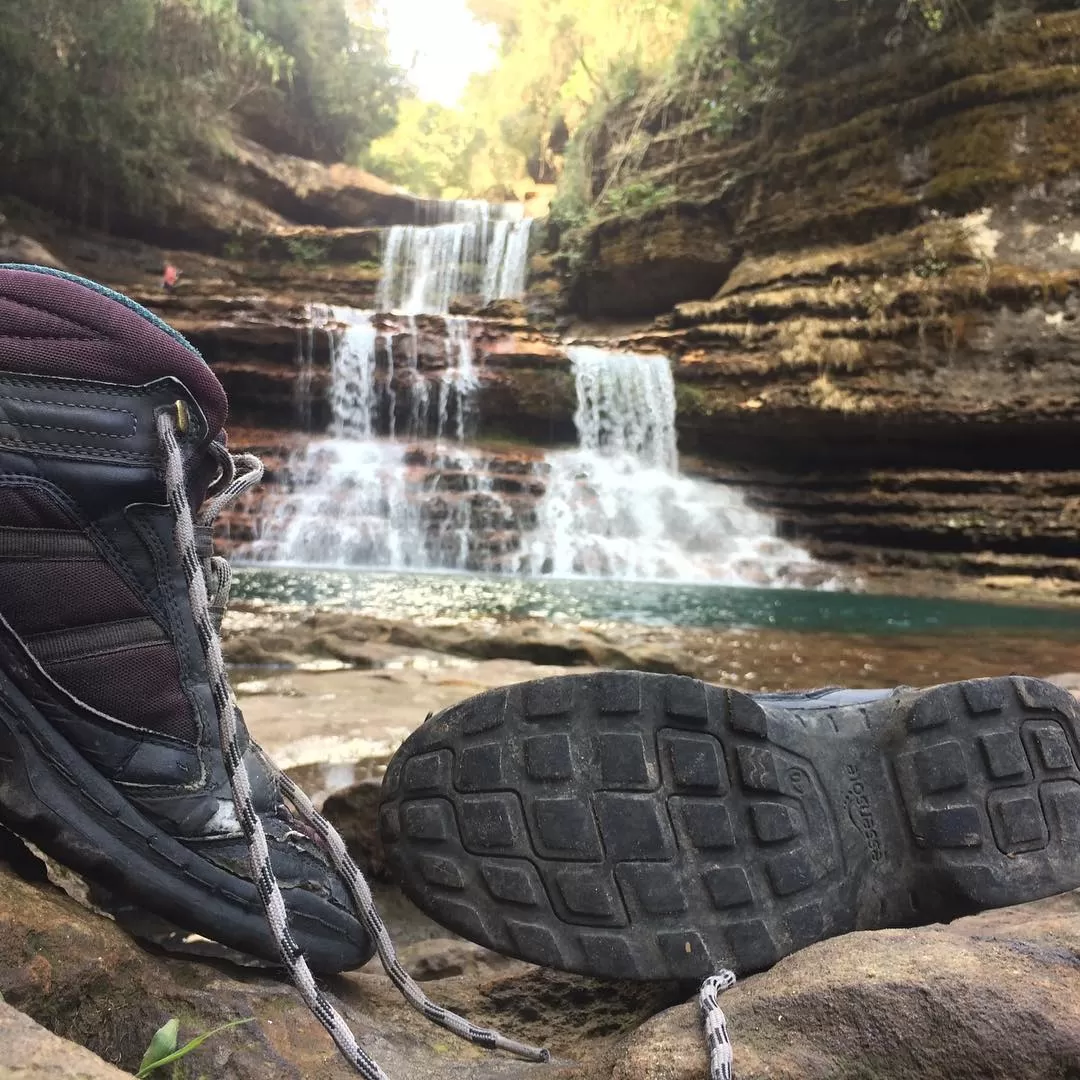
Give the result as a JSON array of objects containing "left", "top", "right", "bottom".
[
  {"left": 548, "top": 2, "right": 1080, "bottom": 597},
  {"left": 2, "top": 128, "right": 436, "bottom": 254},
  {"left": 6, "top": 3, "right": 1077, "bottom": 599}
]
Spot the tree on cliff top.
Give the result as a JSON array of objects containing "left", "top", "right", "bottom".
[
  {"left": 0, "top": 0, "right": 405, "bottom": 228},
  {"left": 464, "top": 0, "right": 693, "bottom": 185},
  {"left": 363, "top": 0, "right": 693, "bottom": 198},
  {"left": 236, "top": 0, "right": 408, "bottom": 163}
]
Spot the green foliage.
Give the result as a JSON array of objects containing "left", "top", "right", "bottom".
[
  {"left": 368, "top": 0, "right": 693, "bottom": 197},
  {"left": 673, "top": 0, "right": 788, "bottom": 136},
  {"left": 0, "top": 0, "right": 285, "bottom": 224},
  {"left": 675, "top": 381, "right": 718, "bottom": 418},
  {"left": 138, "top": 1019, "right": 181, "bottom": 1077},
  {"left": 0, "top": 0, "right": 404, "bottom": 226},
  {"left": 843, "top": 0, "right": 970, "bottom": 45},
  {"left": 283, "top": 232, "right": 331, "bottom": 265},
  {"left": 236, "top": 0, "right": 407, "bottom": 162},
  {"left": 598, "top": 181, "right": 676, "bottom": 216},
  {"left": 473, "top": 0, "right": 691, "bottom": 179},
  {"left": 222, "top": 225, "right": 271, "bottom": 260},
  {"left": 362, "top": 99, "right": 487, "bottom": 198},
  {"left": 136, "top": 1017, "right": 254, "bottom": 1078}
]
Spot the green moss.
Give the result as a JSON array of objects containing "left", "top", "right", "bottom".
[
  {"left": 558, "top": 4, "right": 1080, "bottom": 304},
  {"left": 675, "top": 381, "right": 719, "bottom": 420}
]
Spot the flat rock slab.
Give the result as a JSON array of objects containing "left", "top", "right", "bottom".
[
  {"left": 1, "top": 839, "right": 1078, "bottom": 1080},
  {"left": 612, "top": 890, "right": 1080, "bottom": 1080},
  {"left": 236, "top": 653, "right": 584, "bottom": 766},
  {"left": 0, "top": 1001, "right": 127, "bottom": 1079}
]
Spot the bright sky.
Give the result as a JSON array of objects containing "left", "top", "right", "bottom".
[{"left": 382, "top": 0, "right": 499, "bottom": 105}]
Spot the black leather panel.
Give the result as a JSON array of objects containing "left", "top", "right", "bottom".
[
  {"left": 0, "top": 372, "right": 208, "bottom": 464},
  {"left": 0, "top": 608, "right": 282, "bottom": 837}
]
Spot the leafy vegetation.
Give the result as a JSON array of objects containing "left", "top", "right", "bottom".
[
  {"left": 136, "top": 1016, "right": 254, "bottom": 1078},
  {"left": 597, "top": 181, "right": 678, "bottom": 216},
  {"left": 0, "top": 0, "right": 404, "bottom": 227},
  {"left": 363, "top": 99, "right": 489, "bottom": 198},
  {"left": 283, "top": 232, "right": 332, "bottom": 265},
  {"left": 364, "top": 0, "right": 693, "bottom": 199},
  {"left": 236, "top": 0, "right": 406, "bottom": 162}
]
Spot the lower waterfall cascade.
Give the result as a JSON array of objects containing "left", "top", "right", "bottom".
[{"left": 244, "top": 310, "right": 829, "bottom": 586}]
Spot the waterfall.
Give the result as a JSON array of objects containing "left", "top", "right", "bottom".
[
  {"left": 237, "top": 197, "right": 828, "bottom": 587},
  {"left": 323, "top": 305, "right": 379, "bottom": 439},
  {"left": 517, "top": 347, "right": 823, "bottom": 585},
  {"left": 246, "top": 196, "right": 533, "bottom": 567},
  {"left": 247, "top": 325, "right": 824, "bottom": 585},
  {"left": 437, "top": 315, "right": 477, "bottom": 443},
  {"left": 378, "top": 201, "right": 533, "bottom": 314},
  {"left": 246, "top": 305, "right": 516, "bottom": 570},
  {"left": 256, "top": 434, "right": 519, "bottom": 572},
  {"left": 570, "top": 347, "right": 678, "bottom": 471}
]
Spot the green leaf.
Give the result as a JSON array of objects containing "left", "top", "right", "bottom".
[
  {"left": 138, "top": 1019, "right": 179, "bottom": 1077},
  {"left": 135, "top": 1018, "right": 255, "bottom": 1078}
]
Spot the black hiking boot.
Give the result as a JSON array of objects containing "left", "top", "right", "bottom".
[
  {"left": 380, "top": 672, "right": 1080, "bottom": 980},
  {"left": 0, "top": 264, "right": 373, "bottom": 973}
]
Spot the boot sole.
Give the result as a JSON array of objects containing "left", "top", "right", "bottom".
[
  {"left": 380, "top": 673, "right": 1080, "bottom": 980},
  {"left": 0, "top": 665, "right": 373, "bottom": 974}
]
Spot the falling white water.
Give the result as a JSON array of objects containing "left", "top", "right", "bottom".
[
  {"left": 571, "top": 347, "right": 678, "bottom": 471},
  {"left": 246, "top": 305, "right": 515, "bottom": 569},
  {"left": 517, "top": 347, "right": 825, "bottom": 585},
  {"left": 253, "top": 199, "right": 533, "bottom": 565},
  {"left": 254, "top": 438, "right": 518, "bottom": 571},
  {"left": 241, "top": 221, "right": 829, "bottom": 585},
  {"left": 321, "top": 305, "right": 379, "bottom": 438},
  {"left": 379, "top": 201, "right": 533, "bottom": 314},
  {"left": 437, "top": 315, "right": 477, "bottom": 443}
]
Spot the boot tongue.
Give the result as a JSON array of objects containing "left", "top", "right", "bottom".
[{"left": 0, "top": 266, "right": 228, "bottom": 434}]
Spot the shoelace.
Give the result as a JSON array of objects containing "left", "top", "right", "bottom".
[
  {"left": 700, "top": 972, "right": 737, "bottom": 1080},
  {"left": 156, "top": 405, "right": 736, "bottom": 1079}
]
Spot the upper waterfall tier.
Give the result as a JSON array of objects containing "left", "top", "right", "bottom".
[{"left": 377, "top": 201, "right": 532, "bottom": 314}]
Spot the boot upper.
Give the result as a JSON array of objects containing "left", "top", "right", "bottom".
[{"left": 0, "top": 264, "right": 362, "bottom": 936}]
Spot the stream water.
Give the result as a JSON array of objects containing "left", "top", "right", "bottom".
[{"left": 233, "top": 567, "right": 1080, "bottom": 690}]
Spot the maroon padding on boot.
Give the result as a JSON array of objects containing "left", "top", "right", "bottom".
[
  {"left": 46, "top": 644, "right": 194, "bottom": 740},
  {"left": 0, "top": 487, "right": 77, "bottom": 529},
  {"left": 0, "top": 267, "right": 227, "bottom": 433},
  {"left": 0, "top": 560, "right": 146, "bottom": 636}
]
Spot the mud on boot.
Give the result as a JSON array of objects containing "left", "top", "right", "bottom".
[{"left": 380, "top": 672, "right": 1080, "bottom": 980}]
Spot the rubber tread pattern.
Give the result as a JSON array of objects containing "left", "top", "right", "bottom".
[{"left": 381, "top": 672, "right": 1080, "bottom": 981}]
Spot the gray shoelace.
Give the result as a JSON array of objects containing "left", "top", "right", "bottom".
[
  {"left": 156, "top": 404, "right": 736, "bottom": 1078},
  {"left": 700, "top": 971, "right": 737, "bottom": 1080}
]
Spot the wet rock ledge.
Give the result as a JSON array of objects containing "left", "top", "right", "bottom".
[{"left": 1, "top": 823, "right": 1078, "bottom": 1080}]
